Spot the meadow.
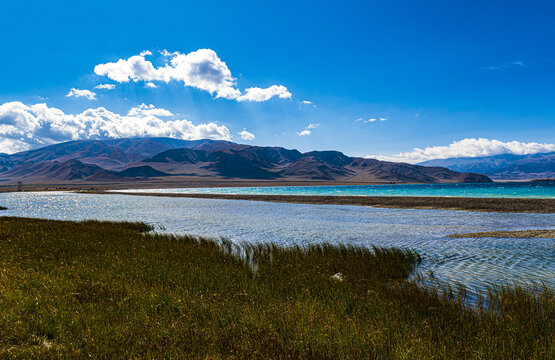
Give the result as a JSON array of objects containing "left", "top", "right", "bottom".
[{"left": 0, "top": 216, "right": 553, "bottom": 359}]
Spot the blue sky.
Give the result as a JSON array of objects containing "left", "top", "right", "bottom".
[{"left": 0, "top": 0, "right": 554, "bottom": 161}]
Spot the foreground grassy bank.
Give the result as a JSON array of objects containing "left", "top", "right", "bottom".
[
  {"left": 96, "top": 191, "right": 555, "bottom": 213},
  {"left": 0, "top": 218, "right": 553, "bottom": 359}
]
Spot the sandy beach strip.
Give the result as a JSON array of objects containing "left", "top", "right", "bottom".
[{"left": 90, "top": 191, "right": 555, "bottom": 213}]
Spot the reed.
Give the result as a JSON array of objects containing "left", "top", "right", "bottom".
[{"left": 0, "top": 217, "right": 553, "bottom": 359}]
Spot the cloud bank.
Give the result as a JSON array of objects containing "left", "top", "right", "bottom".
[
  {"left": 0, "top": 102, "right": 231, "bottom": 154},
  {"left": 94, "top": 49, "right": 292, "bottom": 102},
  {"left": 367, "top": 138, "right": 555, "bottom": 163}
]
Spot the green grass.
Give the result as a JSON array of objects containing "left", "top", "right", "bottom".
[{"left": 0, "top": 217, "right": 553, "bottom": 359}]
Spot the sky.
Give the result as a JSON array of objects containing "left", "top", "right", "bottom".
[{"left": 0, "top": 0, "right": 554, "bottom": 162}]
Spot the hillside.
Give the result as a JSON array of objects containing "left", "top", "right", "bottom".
[
  {"left": 0, "top": 159, "right": 118, "bottom": 182},
  {"left": 0, "top": 138, "right": 492, "bottom": 184},
  {"left": 135, "top": 145, "right": 491, "bottom": 183},
  {"left": 419, "top": 152, "right": 555, "bottom": 180},
  {"left": 5, "top": 138, "right": 233, "bottom": 170}
]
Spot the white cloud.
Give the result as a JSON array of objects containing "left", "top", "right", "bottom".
[
  {"left": 236, "top": 85, "right": 292, "bottom": 102},
  {"left": 296, "top": 123, "right": 319, "bottom": 136},
  {"left": 366, "top": 138, "right": 555, "bottom": 163},
  {"left": 94, "top": 84, "right": 116, "bottom": 90},
  {"left": 0, "top": 138, "right": 30, "bottom": 154},
  {"left": 238, "top": 129, "right": 255, "bottom": 141},
  {"left": 300, "top": 100, "right": 316, "bottom": 107},
  {"left": 94, "top": 49, "right": 291, "bottom": 102},
  {"left": 356, "top": 116, "right": 387, "bottom": 123},
  {"left": 0, "top": 101, "right": 231, "bottom": 154},
  {"left": 127, "top": 103, "right": 173, "bottom": 117},
  {"left": 66, "top": 88, "right": 96, "bottom": 100},
  {"left": 145, "top": 82, "right": 158, "bottom": 88}
]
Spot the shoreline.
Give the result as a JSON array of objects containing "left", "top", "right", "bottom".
[
  {"left": 1, "top": 178, "right": 552, "bottom": 193},
  {"left": 88, "top": 191, "right": 555, "bottom": 213},
  {"left": 0, "top": 180, "right": 400, "bottom": 193},
  {"left": 447, "top": 229, "right": 555, "bottom": 238}
]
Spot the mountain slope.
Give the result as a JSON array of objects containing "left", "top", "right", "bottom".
[
  {"left": 0, "top": 138, "right": 493, "bottom": 184},
  {"left": 420, "top": 153, "right": 555, "bottom": 180},
  {"left": 5, "top": 138, "right": 233, "bottom": 170},
  {"left": 139, "top": 146, "right": 492, "bottom": 183},
  {"left": 0, "top": 159, "right": 114, "bottom": 182}
]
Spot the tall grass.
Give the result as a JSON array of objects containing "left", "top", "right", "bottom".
[{"left": 0, "top": 217, "right": 553, "bottom": 359}]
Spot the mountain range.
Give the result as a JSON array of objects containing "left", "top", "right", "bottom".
[
  {"left": 419, "top": 152, "right": 555, "bottom": 180},
  {"left": 0, "top": 137, "right": 492, "bottom": 184}
]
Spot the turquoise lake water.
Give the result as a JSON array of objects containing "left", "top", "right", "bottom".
[{"left": 118, "top": 181, "right": 555, "bottom": 198}]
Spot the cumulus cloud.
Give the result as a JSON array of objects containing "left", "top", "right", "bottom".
[
  {"left": 366, "top": 138, "right": 555, "bottom": 163},
  {"left": 94, "top": 84, "right": 116, "bottom": 90},
  {"left": 66, "top": 88, "right": 96, "bottom": 100},
  {"left": 297, "top": 130, "right": 311, "bottom": 136},
  {"left": 145, "top": 82, "right": 158, "bottom": 88},
  {"left": 238, "top": 129, "right": 255, "bottom": 141},
  {"left": 0, "top": 101, "right": 231, "bottom": 154},
  {"left": 94, "top": 49, "right": 291, "bottom": 102},
  {"left": 301, "top": 100, "right": 312, "bottom": 104},
  {"left": 236, "top": 85, "right": 291, "bottom": 102},
  {"left": 127, "top": 103, "right": 173, "bottom": 117}
]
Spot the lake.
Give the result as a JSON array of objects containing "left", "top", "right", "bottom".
[
  {"left": 1, "top": 191, "right": 553, "bottom": 293},
  {"left": 115, "top": 181, "right": 555, "bottom": 198}
]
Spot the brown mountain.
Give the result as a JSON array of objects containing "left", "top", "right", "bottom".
[
  {"left": 4, "top": 138, "right": 232, "bottom": 170},
  {"left": 0, "top": 159, "right": 116, "bottom": 182},
  {"left": 137, "top": 146, "right": 492, "bottom": 183},
  {"left": 0, "top": 138, "right": 492, "bottom": 184}
]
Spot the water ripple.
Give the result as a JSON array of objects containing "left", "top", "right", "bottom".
[{"left": 0, "top": 191, "right": 553, "bottom": 293}]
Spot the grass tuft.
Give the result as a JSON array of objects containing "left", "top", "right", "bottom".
[{"left": 0, "top": 217, "right": 553, "bottom": 359}]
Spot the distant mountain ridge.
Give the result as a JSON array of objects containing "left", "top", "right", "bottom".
[
  {"left": 0, "top": 137, "right": 492, "bottom": 184},
  {"left": 419, "top": 152, "right": 555, "bottom": 180}
]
